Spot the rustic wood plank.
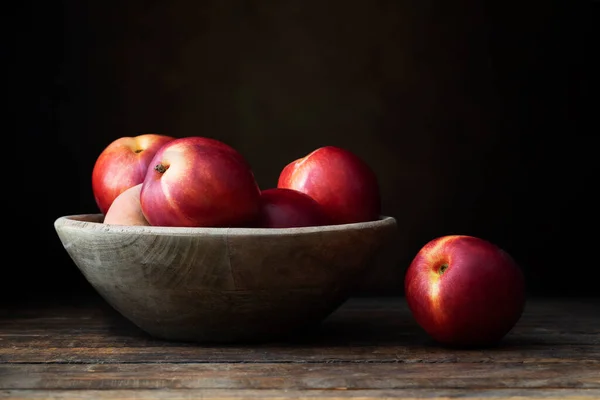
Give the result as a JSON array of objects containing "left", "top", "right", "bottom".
[
  {"left": 2, "top": 388, "right": 600, "bottom": 400},
  {"left": 2, "top": 297, "right": 597, "bottom": 339},
  {"left": 1, "top": 344, "right": 600, "bottom": 364},
  {"left": 1, "top": 362, "right": 599, "bottom": 390},
  {"left": 1, "top": 298, "right": 598, "bottom": 364},
  {"left": 1, "top": 297, "right": 598, "bottom": 399}
]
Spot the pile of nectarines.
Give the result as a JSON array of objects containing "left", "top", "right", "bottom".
[
  {"left": 92, "top": 133, "right": 526, "bottom": 348},
  {"left": 93, "top": 134, "right": 381, "bottom": 229}
]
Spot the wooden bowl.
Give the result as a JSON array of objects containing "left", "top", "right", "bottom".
[{"left": 54, "top": 214, "right": 397, "bottom": 343}]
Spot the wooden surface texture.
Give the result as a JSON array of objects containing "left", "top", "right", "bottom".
[{"left": 1, "top": 297, "right": 598, "bottom": 399}]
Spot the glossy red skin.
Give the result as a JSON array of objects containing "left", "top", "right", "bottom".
[
  {"left": 404, "top": 235, "right": 526, "bottom": 347},
  {"left": 140, "top": 136, "right": 261, "bottom": 227},
  {"left": 277, "top": 146, "right": 380, "bottom": 225},
  {"left": 103, "top": 184, "right": 150, "bottom": 226},
  {"left": 257, "top": 188, "right": 330, "bottom": 228},
  {"left": 92, "top": 134, "right": 175, "bottom": 214}
]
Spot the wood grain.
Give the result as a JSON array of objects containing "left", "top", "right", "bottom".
[
  {"left": 1, "top": 298, "right": 598, "bottom": 364},
  {"left": 3, "top": 389, "right": 600, "bottom": 400},
  {"left": 1, "top": 297, "right": 599, "bottom": 399},
  {"left": 1, "top": 362, "right": 600, "bottom": 390},
  {"left": 53, "top": 214, "right": 397, "bottom": 343}
]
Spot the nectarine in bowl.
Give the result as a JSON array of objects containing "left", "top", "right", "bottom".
[{"left": 54, "top": 213, "right": 397, "bottom": 343}]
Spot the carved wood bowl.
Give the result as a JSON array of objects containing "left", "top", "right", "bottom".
[{"left": 54, "top": 213, "right": 397, "bottom": 343}]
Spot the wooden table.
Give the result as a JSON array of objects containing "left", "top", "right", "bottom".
[{"left": 0, "top": 296, "right": 598, "bottom": 399}]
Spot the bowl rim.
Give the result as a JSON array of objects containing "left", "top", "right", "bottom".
[{"left": 55, "top": 213, "right": 397, "bottom": 237}]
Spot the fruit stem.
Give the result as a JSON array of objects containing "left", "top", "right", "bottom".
[
  {"left": 154, "top": 163, "right": 168, "bottom": 174},
  {"left": 438, "top": 263, "right": 449, "bottom": 276}
]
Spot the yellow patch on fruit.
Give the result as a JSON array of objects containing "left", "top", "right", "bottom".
[
  {"left": 428, "top": 260, "right": 450, "bottom": 326},
  {"left": 430, "top": 279, "right": 441, "bottom": 302},
  {"left": 428, "top": 276, "right": 446, "bottom": 327}
]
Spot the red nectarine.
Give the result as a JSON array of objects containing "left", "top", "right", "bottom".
[
  {"left": 140, "top": 136, "right": 261, "bottom": 227},
  {"left": 92, "top": 133, "right": 175, "bottom": 215},
  {"left": 404, "top": 235, "right": 526, "bottom": 347},
  {"left": 277, "top": 146, "right": 380, "bottom": 225},
  {"left": 257, "top": 188, "right": 329, "bottom": 228}
]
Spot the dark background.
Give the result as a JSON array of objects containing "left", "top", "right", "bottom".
[{"left": 5, "top": 1, "right": 598, "bottom": 305}]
